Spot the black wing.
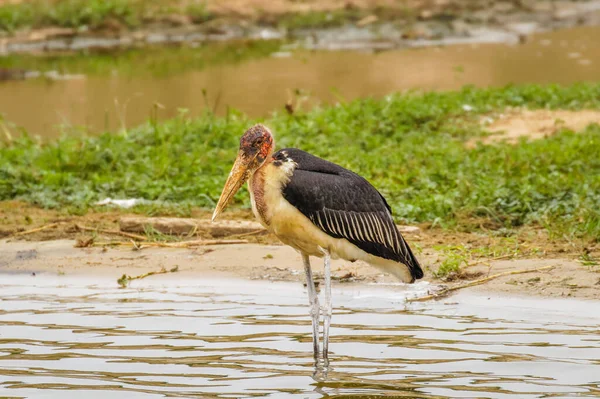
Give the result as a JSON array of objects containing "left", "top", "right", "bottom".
[{"left": 277, "top": 148, "right": 423, "bottom": 281}]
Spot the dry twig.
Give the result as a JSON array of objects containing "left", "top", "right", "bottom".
[
  {"left": 92, "top": 239, "right": 248, "bottom": 249},
  {"left": 407, "top": 265, "right": 555, "bottom": 302},
  {"left": 229, "top": 229, "right": 267, "bottom": 238},
  {"left": 6, "top": 223, "right": 60, "bottom": 238},
  {"left": 154, "top": 239, "right": 248, "bottom": 247},
  {"left": 74, "top": 224, "right": 147, "bottom": 241},
  {"left": 118, "top": 266, "right": 179, "bottom": 288}
]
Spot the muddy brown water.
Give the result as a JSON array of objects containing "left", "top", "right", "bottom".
[
  {"left": 1, "top": 26, "right": 600, "bottom": 138},
  {"left": 0, "top": 274, "right": 599, "bottom": 398}
]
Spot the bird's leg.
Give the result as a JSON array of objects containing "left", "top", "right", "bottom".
[
  {"left": 321, "top": 248, "right": 332, "bottom": 362},
  {"left": 302, "top": 253, "right": 320, "bottom": 360}
]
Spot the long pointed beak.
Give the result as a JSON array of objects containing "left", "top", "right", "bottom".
[{"left": 212, "top": 151, "right": 252, "bottom": 222}]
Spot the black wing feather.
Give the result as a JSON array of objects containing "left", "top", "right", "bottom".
[{"left": 277, "top": 148, "right": 423, "bottom": 281}]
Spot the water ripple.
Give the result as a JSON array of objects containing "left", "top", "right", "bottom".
[{"left": 0, "top": 275, "right": 599, "bottom": 398}]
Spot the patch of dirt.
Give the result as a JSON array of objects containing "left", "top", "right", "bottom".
[
  {"left": 467, "top": 258, "right": 600, "bottom": 300},
  {"left": 476, "top": 109, "right": 600, "bottom": 145}
]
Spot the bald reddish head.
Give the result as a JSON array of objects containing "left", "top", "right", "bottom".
[
  {"left": 212, "top": 124, "right": 275, "bottom": 221},
  {"left": 239, "top": 124, "right": 274, "bottom": 165}
]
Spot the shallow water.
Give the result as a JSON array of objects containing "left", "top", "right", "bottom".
[
  {"left": 0, "top": 273, "right": 599, "bottom": 398},
  {"left": 2, "top": 26, "right": 600, "bottom": 138}
]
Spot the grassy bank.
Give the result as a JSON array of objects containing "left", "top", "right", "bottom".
[
  {"left": 0, "top": 0, "right": 395, "bottom": 34},
  {"left": 2, "top": 0, "right": 585, "bottom": 36},
  {"left": 0, "top": 0, "right": 428, "bottom": 34},
  {"left": 0, "top": 0, "right": 371, "bottom": 33},
  {"left": 1, "top": 84, "right": 600, "bottom": 239},
  {"left": 0, "top": 0, "right": 211, "bottom": 33}
]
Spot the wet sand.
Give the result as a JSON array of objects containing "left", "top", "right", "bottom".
[{"left": 1, "top": 238, "right": 598, "bottom": 301}]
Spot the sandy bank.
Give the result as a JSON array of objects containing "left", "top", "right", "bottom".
[{"left": 1, "top": 239, "right": 598, "bottom": 301}]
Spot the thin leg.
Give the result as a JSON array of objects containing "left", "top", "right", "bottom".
[
  {"left": 302, "top": 253, "right": 320, "bottom": 360},
  {"left": 322, "top": 249, "right": 332, "bottom": 361}
]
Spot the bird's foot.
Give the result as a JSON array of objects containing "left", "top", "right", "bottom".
[{"left": 311, "top": 357, "right": 331, "bottom": 381}]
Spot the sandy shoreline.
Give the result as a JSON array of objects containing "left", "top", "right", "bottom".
[{"left": 1, "top": 238, "right": 598, "bottom": 301}]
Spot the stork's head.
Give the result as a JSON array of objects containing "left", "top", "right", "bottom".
[{"left": 212, "top": 124, "right": 274, "bottom": 221}]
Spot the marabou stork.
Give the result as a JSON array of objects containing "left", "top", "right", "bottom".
[{"left": 212, "top": 124, "right": 423, "bottom": 361}]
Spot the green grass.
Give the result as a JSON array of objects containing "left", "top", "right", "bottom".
[
  {"left": 1, "top": 83, "right": 600, "bottom": 240},
  {"left": 0, "top": 0, "right": 219, "bottom": 33},
  {"left": 0, "top": 0, "right": 145, "bottom": 32},
  {"left": 578, "top": 251, "right": 599, "bottom": 271},
  {"left": 433, "top": 239, "right": 525, "bottom": 278},
  {"left": 276, "top": 9, "right": 361, "bottom": 30},
  {"left": 185, "top": 1, "right": 211, "bottom": 24},
  {"left": 0, "top": 1, "right": 34, "bottom": 32}
]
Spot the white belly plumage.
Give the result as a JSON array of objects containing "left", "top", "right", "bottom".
[{"left": 248, "top": 163, "right": 413, "bottom": 283}]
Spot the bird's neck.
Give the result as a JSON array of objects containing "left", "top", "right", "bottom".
[{"left": 248, "top": 156, "right": 273, "bottom": 227}]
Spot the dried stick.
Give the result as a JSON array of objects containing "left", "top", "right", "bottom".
[
  {"left": 92, "top": 239, "right": 248, "bottom": 248},
  {"left": 229, "top": 229, "right": 267, "bottom": 238},
  {"left": 75, "top": 224, "right": 147, "bottom": 241},
  {"left": 145, "top": 239, "right": 248, "bottom": 247},
  {"left": 465, "top": 253, "right": 516, "bottom": 268},
  {"left": 7, "top": 223, "right": 59, "bottom": 238},
  {"left": 407, "top": 265, "right": 555, "bottom": 302},
  {"left": 117, "top": 266, "right": 179, "bottom": 288}
]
